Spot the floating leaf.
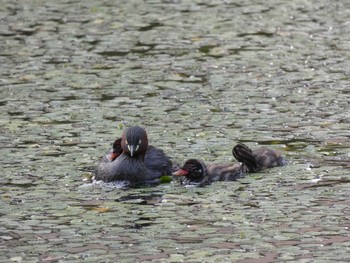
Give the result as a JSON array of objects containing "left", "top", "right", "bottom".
[
  {"left": 159, "top": 175, "right": 172, "bottom": 183},
  {"left": 90, "top": 207, "right": 110, "bottom": 213}
]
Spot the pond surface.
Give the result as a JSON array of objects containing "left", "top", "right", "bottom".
[{"left": 1, "top": 0, "right": 349, "bottom": 262}]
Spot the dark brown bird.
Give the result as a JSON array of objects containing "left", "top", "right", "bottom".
[
  {"left": 232, "top": 143, "right": 286, "bottom": 172},
  {"left": 95, "top": 126, "right": 172, "bottom": 185},
  {"left": 173, "top": 143, "right": 285, "bottom": 186},
  {"left": 173, "top": 158, "right": 245, "bottom": 186}
]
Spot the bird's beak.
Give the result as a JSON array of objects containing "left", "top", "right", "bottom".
[
  {"left": 128, "top": 145, "right": 135, "bottom": 156},
  {"left": 173, "top": 169, "right": 189, "bottom": 176},
  {"left": 110, "top": 152, "right": 119, "bottom": 161}
]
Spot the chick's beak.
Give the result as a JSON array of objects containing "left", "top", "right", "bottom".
[
  {"left": 173, "top": 169, "right": 189, "bottom": 176},
  {"left": 110, "top": 152, "right": 119, "bottom": 161}
]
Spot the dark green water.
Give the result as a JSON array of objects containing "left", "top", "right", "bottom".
[{"left": 1, "top": 0, "right": 349, "bottom": 262}]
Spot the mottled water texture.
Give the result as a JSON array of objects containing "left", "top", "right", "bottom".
[{"left": 1, "top": 0, "right": 349, "bottom": 262}]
